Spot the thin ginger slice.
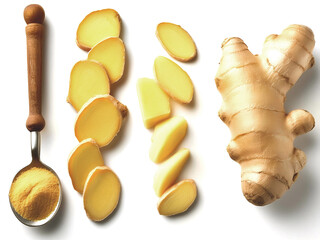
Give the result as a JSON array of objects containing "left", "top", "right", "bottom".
[
  {"left": 150, "top": 116, "right": 187, "bottom": 163},
  {"left": 67, "top": 60, "right": 110, "bottom": 112},
  {"left": 157, "top": 179, "right": 197, "bottom": 216},
  {"left": 154, "top": 56, "right": 194, "bottom": 103},
  {"left": 137, "top": 78, "right": 171, "bottom": 128},
  {"left": 156, "top": 22, "right": 196, "bottom": 62},
  {"left": 76, "top": 9, "right": 121, "bottom": 51},
  {"left": 154, "top": 148, "right": 190, "bottom": 197},
  {"left": 68, "top": 139, "right": 104, "bottom": 194},
  {"left": 83, "top": 166, "right": 121, "bottom": 221},
  {"left": 75, "top": 94, "right": 128, "bottom": 147},
  {"left": 88, "top": 37, "right": 125, "bottom": 84}
]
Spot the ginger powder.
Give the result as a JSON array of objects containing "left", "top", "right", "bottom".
[{"left": 9, "top": 167, "right": 60, "bottom": 221}]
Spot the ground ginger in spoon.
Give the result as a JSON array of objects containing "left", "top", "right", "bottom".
[{"left": 9, "top": 167, "right": 60, "bottom": 221}]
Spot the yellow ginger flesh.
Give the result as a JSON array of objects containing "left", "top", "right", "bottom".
[
  {"left": 154, "top": 148, "right": 190, "bottom": 197},
  {"left": 75, "top": 95, "right": 127, "bottom": 147},
  {"left": 150, "top": 116, "right": 187, "bottom": 163},
  {"left": 76, "top": 9, "right": 121, "bottom": 51},
  {"left": 215, "top": 24, "right": 315, "bottom": 206},
  {"left": 157, "top": 179, "right": 197, "bottom": 216},
  {"left": 154, "top": 56, "right": 194, "bottom": 103},
  {"left": 67, "top": 60, "right": 110, "bottom": 112},
  {"left": 83, "top": 166, "right": 121, "bottom": 221},
  {"left": 137, "top": 78, "right": 171, "bottom": 128},
  {"left": 88, "top": 37, "right": 125, "bottom": 84},
  {"left": 68, "top": 139, "right": 104, "bottom": 194},
  {"left": 156, "top": 22, "right": 196, "bottom": 62}
]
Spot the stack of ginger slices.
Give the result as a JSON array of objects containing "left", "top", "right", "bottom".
[
  {"left": 137, "top": 22, "right": 198, "bottom": 216},
  {"left": 67, "top": 9, "right": 126, "bottom": 222}
]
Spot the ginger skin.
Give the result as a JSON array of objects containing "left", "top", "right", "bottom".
[{"left": 215, "top": 25, "right": 315, "bottom": 206}]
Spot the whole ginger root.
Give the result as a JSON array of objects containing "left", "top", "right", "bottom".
[{"left": 215, "top": 25, "right": 315, "bottom": 206}]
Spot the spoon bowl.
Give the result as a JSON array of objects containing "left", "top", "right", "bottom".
[
  {"left": 10, "top": 167, "right": 62, "bottom": 226},
  {"left": 9, "top": 132, "right": 62, "bottom": 227}
]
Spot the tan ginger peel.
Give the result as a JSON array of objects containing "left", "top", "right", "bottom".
[{"left": 215, "top": 25, "right": 315, "bottom": 206}]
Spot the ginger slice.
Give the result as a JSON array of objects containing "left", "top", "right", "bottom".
[
  {"left": 76, "top": 9, "right": 121, "bottom": 51},
  {"left": 150, "top": 116, "right": 187, "bottom": 163},
  {"left": 157, "top": 179, "right": 197, "bottom": 216},
  {"left": 88, "top": 37, "right": 125, "bottom": 84},
  {"left": 68, "top": 139, "right": 104, "bottom": 194},
  {"left": 75, "top": 94, "right": 128, "bottom": 147},
  {"left": 154, "top": 148, "right": 190, "bottom": 197},
  {"left": 67, "top": 60, "right": 110, "bottom": 112},
  {"left": 156, "top": 22, "right": 196, "bottom": 62},
  {"left": 83, "top": 166, "right": 121, "bottom": 221},
  {"left": 137, "top": 78, "right": 171, "bottom": 129},
  {"left": 154, "top": 56, "right": 194, "bottom": 103}
]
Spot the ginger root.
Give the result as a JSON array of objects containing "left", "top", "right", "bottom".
[{"left": 215, "top": 24, "right": 315, "bottom": 206}]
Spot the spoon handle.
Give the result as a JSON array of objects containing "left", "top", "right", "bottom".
[{"left": 24, "top": 4, "right": 45, "bottom": 132}]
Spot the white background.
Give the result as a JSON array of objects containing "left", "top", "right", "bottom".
[{"left": 1, "top": 0, "right": 319, "bottom": 239}]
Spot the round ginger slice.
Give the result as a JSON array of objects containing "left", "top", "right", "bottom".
[
  {"left": 88, "top": 37, "right": 125, "bottom": 84},
  {"left": 157, "top": 179, "right": 197, "bottom": 216},
  {"left": 75, "top": 94, "right": 128, "bottom": 147},
  {"left": 68, "top": 139, "right": 104, "bottom": 194},
  {"left": 154, "top": 56, "right": 194, "bottom": 103},
  {"left": 67, "top": 60, "right": 110, "bottom": 112},
  {"left": 156, "top": 22, "right": 196, "bottom": 62},
  {"left": 76, "top": 9, "right": 121, "bottom": 51},
  {"left": 83, "top": 166, "right": 121, "bottom": 221}
]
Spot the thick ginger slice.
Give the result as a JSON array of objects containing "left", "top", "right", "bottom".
[
  {"left": 215, "top": 24, "right": 315, "bottom": 206},
  {"left": 76, "top": 9, "right": 121, "bottom": 51},
  {"left": 75, "top": 94, "right": 128, "bottom": 147},
  {"left": 154, "top": 148, "right": 190, "bottom": 197},
  {"left": 157, "top": 179, "right": 197, "bottom": 216},
  {"left": 67, "top": 60, "right": 110, "bottom": 111},
  {"left": 88, "top": 37, "right": 125, "bottom": 84},
  {"left": 83, "top": 166, "right": 121, "bottom": 221},
  {"left": 150, "top": 116, "right": 187, "bottom": 163},
  {"left": 156, "top": 22, "right": 196, "bottom": 62},
  {"left": 68, "top": 139, "right": 104, "bottom": 194},
  {"left": 137, "top": 78, "right": 171, "bottom": 128},
  {"left": 154, "top": 56, "right": 194, "bottom": 103}
]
